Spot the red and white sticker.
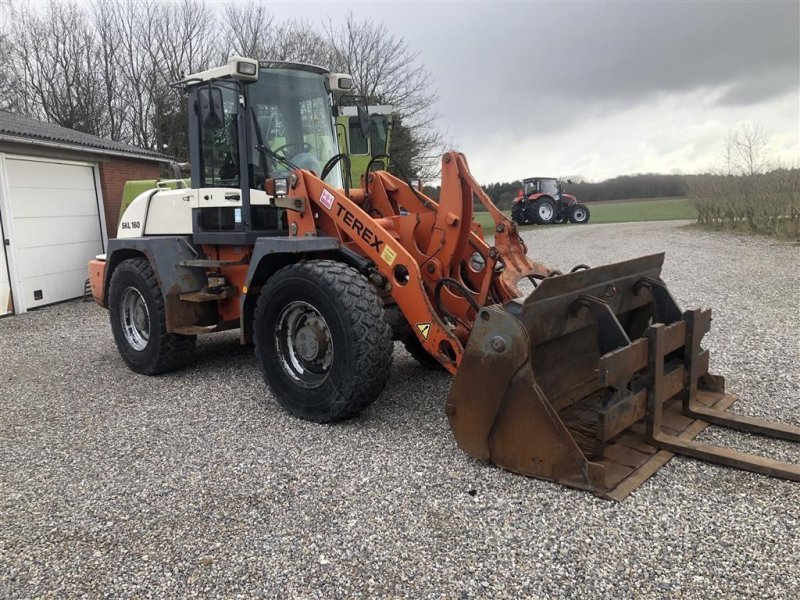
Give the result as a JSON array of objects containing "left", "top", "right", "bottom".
[{"left": 319, "top": 189, "right": 335, "bottom": 210}]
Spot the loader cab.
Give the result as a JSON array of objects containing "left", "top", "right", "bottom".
[{"left": 184, "top": 58, "right": 349, "bottom": 244}]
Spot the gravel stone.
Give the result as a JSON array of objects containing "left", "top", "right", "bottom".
[{"left": 1, "top": 220, "right": 798, "bottom": 598}]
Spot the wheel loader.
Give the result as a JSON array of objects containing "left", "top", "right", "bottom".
[{"left": 88, "top": 57, "right": 799, "bottom": 500}]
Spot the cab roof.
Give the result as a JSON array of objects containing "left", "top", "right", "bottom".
[
  {"left": 258, "top": 61, "right": 330, "bottom": 75},
  {"left": 177, "top": 57, "right": 331, "bottom": 88}
]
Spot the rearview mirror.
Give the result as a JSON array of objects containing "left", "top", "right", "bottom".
[
  {"left": 198, "top": 86, "right": 225, "bottom": 129},
  {"left": 357, "top": 105, "right": 371, "bottom": 140}
]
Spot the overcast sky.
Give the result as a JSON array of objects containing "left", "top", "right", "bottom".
[{"left": 264, "top": 0, "right": 799, "bottom": 182}]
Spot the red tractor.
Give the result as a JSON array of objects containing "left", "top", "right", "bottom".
[{"left": 511, "top": 177, "right": 590, "bottom": 225}]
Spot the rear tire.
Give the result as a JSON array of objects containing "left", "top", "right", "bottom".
[
  {"left": 533, "top": 197, "right": 556, "bottom": 224},
  {"left": 253, "top": 260, "right": 393, "bottom": 422},
  {"left": 569, "top": 203, "right": 591, "bottom": 224},
  {"left": 108, "top": 257, "right": 196, "bottom": 375}
]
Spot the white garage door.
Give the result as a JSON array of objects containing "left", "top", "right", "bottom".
[{"left": 2, "top": 157, "right": 104, "bottom": 310}]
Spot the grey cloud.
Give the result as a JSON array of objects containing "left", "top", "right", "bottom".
[
  {"left": 417, "top": 2, "right": 799, "bottom": 136},
  {"left": 716, "top": 64, "right": 799, "bottom": 106},
  {"left": 267, "top": 1, "right": 799, "bottom": 178}
]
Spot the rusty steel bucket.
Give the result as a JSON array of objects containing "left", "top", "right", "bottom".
[{"left": 446, "top": 253, "right": 800, "bottom": 500}]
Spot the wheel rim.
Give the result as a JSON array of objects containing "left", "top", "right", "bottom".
[
  {"left": 120, "top": 286, "right": 150, "bottom": 351},
  {"left": 274, "top": 301, "right": 334, "bottom": 389},
  {"left": 538, "top": 203, "right": 553, "bottom": 220},
  {"left": 573, "top": 208, "right": 587, "bottom": 222}
]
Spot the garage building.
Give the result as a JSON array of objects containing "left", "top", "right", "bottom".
[{"left": 0, "top": 111, "right": 170, "bottom": 316}]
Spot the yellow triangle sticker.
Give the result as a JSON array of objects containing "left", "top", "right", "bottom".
[{"left": 416, "top": 323, "right": 431, "bottom": 340}]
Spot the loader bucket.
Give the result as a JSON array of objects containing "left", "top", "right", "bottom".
[{"left": 446, "top": 253, "right": 800, "bottom": 500}]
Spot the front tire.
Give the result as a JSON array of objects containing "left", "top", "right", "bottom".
[
  {"left": 253, "top": 260, "right": 393, "bottom": 422},
  {"left": 569, "top": 203, "right": 591, "bottom": 224},
  {"left": 511, "top": 201, "right": 529, "bottom": 225},
  {"left": 108, "top": 257, "right": 196, "bottom": 375}
]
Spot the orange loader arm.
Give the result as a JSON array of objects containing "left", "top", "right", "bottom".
[{"left": 286, "top": 151, "right": 556, "bottom": 372}]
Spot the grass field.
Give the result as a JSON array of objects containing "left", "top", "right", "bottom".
[{"left": 473, "top": 197, "right": 697, "bottom": 231}]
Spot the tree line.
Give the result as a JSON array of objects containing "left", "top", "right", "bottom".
[
  {"left": 0, "top": 0, "right": 444, "bottom": 178},
  {"left": 424, "top": 173, "right": 688, "bottom": 210}
]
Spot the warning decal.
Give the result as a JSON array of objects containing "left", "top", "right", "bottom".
[
  {"left": 416, "top": 323, "right": 431, "bottom": 340},
  {"left": 381, "top": 245, "right": 397, "bottom": 266},
  {"left": 319, "top": 189, "right": 335, "bottom": 210}
]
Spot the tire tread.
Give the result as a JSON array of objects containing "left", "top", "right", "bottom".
[
  {"left": 253, "top": 260, "right": 393, "bottom": 422},
  {"left": 109, "top": 257, "right": 196, "bottom": 375}
]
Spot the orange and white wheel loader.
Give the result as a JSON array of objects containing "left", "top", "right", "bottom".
[{"left": 89, "top": 57, "right": 799, "bottom": 500}]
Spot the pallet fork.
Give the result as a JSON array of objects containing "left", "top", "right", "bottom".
[{"left": 447, "top": 254, "right": 799, "bottom": 499}]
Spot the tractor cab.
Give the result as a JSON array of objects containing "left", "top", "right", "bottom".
[{"left": 522, "top": 177, "right": 562, "bottom": 200}]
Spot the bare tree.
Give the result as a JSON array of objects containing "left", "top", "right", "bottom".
[
  {"left": 689, "top": 123, "right": 799, "bottom": 238},
  {"left": 0, "top": 30, "right": 16, "bottom": 111},
  {"left": 103, "top": 0, "right": 164, "bottom": 150},
  {"left": 325, "top": 13, "right": 445, "bottom": 178},
  {"left": 725, "top": 123, "right": 772, "bottom": 176},
  {"left": 0, "top": 1, "right": 29, "bottom": 115},
  {"left": 87, "top": 0, "right": 216, "bottom": 155},
  {"left": 221, "top": 6, "right": 328, "bottom": 65},
  {"left": 91, "top": 0, "right": 126, "bottom": 141},
  {"left": 155, "top": 0, "right": 217, "bottom": 83},
  {"left": 4, "top": 1, "right": 445, "bottom": 170},
  {"left": 11, "top": 2, "right": 109, "bottom": 135},
  {"left": 222, "top": 4, "right": 276, "bottom": 61},
  {"left": 271, "top": 19, "right": 331, "bottom": 65},
  {"left": 151, "top": 0, "right": 217, "bottom": 159}
]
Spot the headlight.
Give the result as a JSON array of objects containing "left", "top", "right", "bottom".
[
  {"left": 237, "top": 61, "right": 257, "bottom": 76},
  {"left": 228, "top": 56, "right": 259, "bottom": 81},
  {"left": 328, "top": 73, "right": 354, "bottom": 93}
]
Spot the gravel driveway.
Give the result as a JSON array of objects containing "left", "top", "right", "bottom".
[{"left": 2, "top": 220, "right": 798, "bottom": 598}]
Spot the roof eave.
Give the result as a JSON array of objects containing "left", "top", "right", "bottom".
[{"left": 0, "top": 133, "right": 174, "bottom": 163}]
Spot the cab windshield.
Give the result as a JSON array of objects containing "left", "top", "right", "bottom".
[
  {"left": 540, "top": 179, "right": 559, "bottom": 195},
  {"left": 247, "top": 68, "right": 342, "bottom": 188}
]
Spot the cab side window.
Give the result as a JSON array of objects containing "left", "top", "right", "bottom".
[
  {"left": 200, "top": 87, "right": 240, "bottom": 188},
  {"left": 347, "top": 116, "right": 369, "bottom": 155},
  {"left": 369, "top": 116, "right": 388, "bottom": 157}
]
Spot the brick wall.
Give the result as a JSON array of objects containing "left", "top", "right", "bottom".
[{"left": 98, "top": 159, "right": 161, "bottom": 237}]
